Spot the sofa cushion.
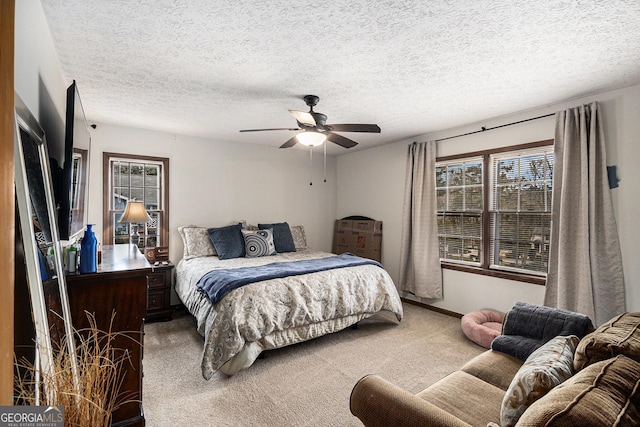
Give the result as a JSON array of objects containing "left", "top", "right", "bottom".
[
  {"left": 417, "top": 370, "right": 504, "bottom": 426},
  {"left": 574, "top": 312, "right": 640, "bottom": 371},
  {"left": 517, "top": 354, "right": 640, "bottom": 426},
  {"left": 500, "top": 335, "right": 579, "bottom": 427},
  {"left": 460, "top": 350, "right": 523, "bottom": 391}
]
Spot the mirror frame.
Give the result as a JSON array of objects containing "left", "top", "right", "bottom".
[{"left": 14, "top": 93, "right": 79, "bottom": 400}]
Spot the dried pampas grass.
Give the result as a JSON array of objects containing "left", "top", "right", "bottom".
[{"left": 14, "top": 311, "right": 138, "bottom": 427}]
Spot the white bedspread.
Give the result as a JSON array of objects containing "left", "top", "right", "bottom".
[{"left": 175, "top": 249, "right": 403, "bottom": 378}]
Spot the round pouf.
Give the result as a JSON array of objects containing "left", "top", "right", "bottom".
[{"left": 461, "top": 310, "right": 505, "bottom": 349}]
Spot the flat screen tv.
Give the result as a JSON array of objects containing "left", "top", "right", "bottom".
[{"left": 50, "top": 80, "right": 91, "bottom": 240}]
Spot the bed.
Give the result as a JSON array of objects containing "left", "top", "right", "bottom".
[{"left": 175, "top": 223, "right": 403, "bottom": 378}]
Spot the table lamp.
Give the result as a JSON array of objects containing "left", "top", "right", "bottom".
[{"left": 119, "top": 200, "right": 152, "bottom": 246}]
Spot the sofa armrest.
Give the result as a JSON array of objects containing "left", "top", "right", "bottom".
[{"left": 350, "top": 375, "right": 473, "bottom": 427}]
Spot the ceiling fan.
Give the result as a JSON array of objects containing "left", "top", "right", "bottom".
[{"left": 239, "top": 95, "right": 381, "bottom": 149}]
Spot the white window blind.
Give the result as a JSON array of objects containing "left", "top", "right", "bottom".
[
  {"left": 436, "top": 157, "right": 483, "bottom": 265},
  {"left": 489, "top": 148, "right": 554, "bottom": 275}
]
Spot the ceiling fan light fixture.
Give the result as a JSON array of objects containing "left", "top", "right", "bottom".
[{"left": 296, "top": 130, "right": 326, "bottom": 147}]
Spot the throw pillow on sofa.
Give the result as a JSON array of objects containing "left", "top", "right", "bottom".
[
  {"left": 518, "top": 354, "right": 640, "bottom": 426},
  {"left": 574, "top": 312, "right": 640, "bottom": 371},
  {"left": 500, "top": 335, "right": 579, "bottom": 427}
]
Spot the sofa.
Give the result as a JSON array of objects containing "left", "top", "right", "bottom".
[{"left": 350, "top": 310, "right": 640, "bottom": 426}]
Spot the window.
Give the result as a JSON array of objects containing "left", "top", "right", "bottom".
[
  {"left": 103, "top": 152, "right": 169, "bottom": 250},
  {"left": 489, "top": 148, "right": 553, "bottom": 274},
  {"left": 436, "top": 140, "right": 553, "bottom": 282},
  {"left": 436, "top": 157, "right": 483, "bottom": 264}
]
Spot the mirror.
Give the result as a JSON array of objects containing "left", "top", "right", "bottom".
[{"left": 14, "top": 93, "right": 79, "bottom": 398}]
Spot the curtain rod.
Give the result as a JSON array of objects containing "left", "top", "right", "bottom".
[{"left": 435, "top": 112, "right": 555, "bottom": 142}]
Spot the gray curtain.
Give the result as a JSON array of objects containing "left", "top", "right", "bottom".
[
  {"left": 544, "top": 102, "right": 625, "bottom": 326},
  {"left": 398, "top": 141, "right": 442, "bottom": 298}
]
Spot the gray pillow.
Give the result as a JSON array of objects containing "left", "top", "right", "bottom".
[
  {"left": 258, "top": 222, "right": 296, "bottom": 253},
  {"left": 207, "top": 223, "right": 245, "bottom": 259}
]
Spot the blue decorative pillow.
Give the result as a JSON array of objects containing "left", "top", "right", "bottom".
[
  {"left": 207, "top": 223, "right": 245, "bottom": 259},
  {"left": 258, "top": 222, "right": 296, "bottom": 253},
  {"left": 242, "top": 229, "right": 277, "bottom": 257}
]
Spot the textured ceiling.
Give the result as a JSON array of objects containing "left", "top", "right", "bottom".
[{"left": 41, "top": 0, "right": 640, "bottom": 154}]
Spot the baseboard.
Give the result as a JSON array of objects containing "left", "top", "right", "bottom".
[
  {"left": 401, "top": 297, "right": 464, "bottom": 319},
  {"left": 172, "top": 299, "right": 463, "bottom": 320}
]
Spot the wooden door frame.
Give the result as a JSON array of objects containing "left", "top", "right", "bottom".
[{"left": 0, "top": 0, "right": 16, "bottom": 405}]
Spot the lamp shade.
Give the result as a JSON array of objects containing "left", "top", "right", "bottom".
[
  {"left": 296, "top": 130, "right": 327, "bottom": 147},
  {"left": 119, "top": 200, "right": 152, "bottom": 224}
]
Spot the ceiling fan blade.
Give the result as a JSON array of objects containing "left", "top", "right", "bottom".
[
  {"left": 239, "top": 127, "right": 299, "bottom": 132},
  {"left": 288, "top": 110, "right": 316, "bottom": 126},
  {"left": 328, "top": 123, "right": 381, "bottom": 133},
  {"left": 326, "top": 132, "right": 358, "bottom": 148},
  {"left": 279, "top": 135, "right": 299, "bottom": 149}
]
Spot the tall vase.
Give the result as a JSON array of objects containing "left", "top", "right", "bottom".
[{"left": 80, "top": 224, "right": 97, "bottom": 274}]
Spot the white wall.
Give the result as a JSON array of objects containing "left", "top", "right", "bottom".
[
  {"left": 338, "top": 84, "right": 640, "bottom": 315},
  {"left": 14, "top": 0, "right": 68, "bottom": 150},
  {"left": 86, "top": 125, "right": 337, "bottom": 305},
  {"left": 87, "top": 123, "right": 337, "bottom": 263}
]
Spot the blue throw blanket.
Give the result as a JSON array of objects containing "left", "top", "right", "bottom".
[
  {"left": 197, "top": 253, "right": 383, "bottom": 304},
  {"left": 491, "top": 301, "right": 594, "bottom": 360}
]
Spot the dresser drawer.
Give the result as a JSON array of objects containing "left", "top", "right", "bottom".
[
  {"left": 147, "top": 289, "right": 165, "bottom": 311},
  {"left": 147, "top": 272, "right": 165, "bottom": 289}
]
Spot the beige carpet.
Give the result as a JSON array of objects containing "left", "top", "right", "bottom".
[{"left": 142, "top": 303, "right": 484, "bottom": 426}]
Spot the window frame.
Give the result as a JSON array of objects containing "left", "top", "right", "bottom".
[
  {"left": 436, "top": 139, "right": 553, "bottom": 286},
  {"left": 102, "top": 152, "right": 170, "bottom": 249}
]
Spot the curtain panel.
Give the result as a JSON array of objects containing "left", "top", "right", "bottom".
[
  {"left": 544, "top": 102, "right": 625, "bottom": 326},
  {"left": 398, "top": 141, "right": 443, "bottom": 298}
]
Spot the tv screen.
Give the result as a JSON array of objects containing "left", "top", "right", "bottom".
[{"left": 52, "top": 80, "right": 91, "bottom": 240}]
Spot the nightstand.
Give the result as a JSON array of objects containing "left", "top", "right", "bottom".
[{"left": 145, "top": 261, "right": 174, "bottom": 322}]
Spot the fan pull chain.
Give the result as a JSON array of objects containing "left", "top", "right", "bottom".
[
  {"left": 323, "top": 142, "right": 327, "bottom": 183},
  {"left": 309, "top": 146, "right": 313, "bottom": 186}
]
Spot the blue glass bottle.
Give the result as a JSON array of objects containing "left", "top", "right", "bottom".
[{"left": 80, "top": 224, "right": 97, "bottom": 274}]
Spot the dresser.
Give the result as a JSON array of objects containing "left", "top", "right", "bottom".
[{"left": 62, "top": 244, "right": 151, "bottom": 427}]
